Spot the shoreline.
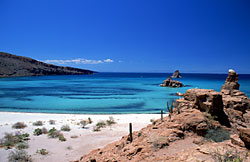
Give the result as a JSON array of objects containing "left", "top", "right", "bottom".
[{"left": 0, "top": 112, "right": 162, "bottom": 162}]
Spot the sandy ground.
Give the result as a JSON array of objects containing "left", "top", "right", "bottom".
[{"left": 0, "top": 112, "right": 162, "bottom": 162}]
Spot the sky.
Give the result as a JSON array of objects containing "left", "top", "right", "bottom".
[{"left": 0, "top": 0, "right": 250, "bottom": 73}]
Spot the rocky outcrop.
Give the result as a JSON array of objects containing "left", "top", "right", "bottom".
[
  {"left": 76, "top": 70, "right": 250, "bottom": 162},
  {"left": 160, "top": 76, "right": 183, "bottom": 87},
  {"left": 0, "top": 52, "right": 94, "bottom": 78},
  {"left": 221, "top": 69, "right": 240, "bottom": 92},
  {"left": 172, "top": 70, "right": 181, "bottom": 78},
  {"left": 220, "top": 70, "right": 250, "bottom": 130}
]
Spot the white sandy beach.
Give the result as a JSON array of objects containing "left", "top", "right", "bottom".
[{"left": 0, "top": 112, "right": 162, "bottom": 162}]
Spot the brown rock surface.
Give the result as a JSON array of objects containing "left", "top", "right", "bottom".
[
  {"left": 239, "top": 128, "right": 250, "bottom": 149},
  {"left": 160, "top": 76, "right": 183, "bottom": 87},
  {"left": 75, "top": 70, "right": 250, "bottom": 162},
  {"left": 221, "top": 70, "right": 240, "bottom": 91},
  {"left": 172, "top": 70, "right": 181, "bottom": 78}
]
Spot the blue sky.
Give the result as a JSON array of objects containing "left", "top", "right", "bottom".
[{"left": 0, "top": 0, "right": 250, "bottom": 73}]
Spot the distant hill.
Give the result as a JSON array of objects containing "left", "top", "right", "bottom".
[{"left": 0, "top": 52, "right": 94, "bottom": 78}]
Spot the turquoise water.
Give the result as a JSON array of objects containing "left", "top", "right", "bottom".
[{"left": 0, "top": 73, "right": 249, "bottom": 114}]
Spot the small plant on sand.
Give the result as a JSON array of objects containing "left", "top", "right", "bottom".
[
  {"left": 96, "top": 120, "right": 106, "bottom": 128},
  {"left": 80, "top": 120, "right": 88, "bottom": 128},
  {"left": 0, "top": 132, "right": 30, "bottom": 149},
  {"left": 106, "top": 116, "right": 116, "bottom": 126},
  {"left": 8, "top": 150, "right": 32, "bottom": 162},
  {"left": 166, "top": 101, "right": 174, "bottom": 119},
  {"left": 33, "top": 128, "right": 42, "bottom": 136},
  {"left": 205, "top": 128, "right": 230, "bottom": 142},
  {"left": 12, "top": 122, "right": 27, "bottom": 129},
  {"left": 88, "top": 117, "right": 93, "bottom": 124},
  {"left": 33, "top": 121, "right": 43, "bottom": 126},
  {"left": 150, "top": 119, "right": 156, "bottom": 125},
  {"left": 58, "top": 135, "right": 66, "bottom": 142},
  {"left": 66, "top": 146, "right": 73, "bottom": 150},
  {"left": 61, "top": 125, "right": 71, "bottom": 132},
  {"left": 48, "top": 128, "right": 61, "bottom": 138},
  {"left": 93, "top": 126, "right": 101, "bottom": 132},
  {"left": 211, "top": 149, "right": 246, "bottom": 162},
  {"left": 16, "top": 142, "right": 29, "bottom": 150},
  {"left": 49, "top": 120, "right": 56, "bottom": 125},
  {"left": 37, "top": 148, "right": 48, "bottom": 155}
]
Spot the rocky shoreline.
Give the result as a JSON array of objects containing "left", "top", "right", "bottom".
[{"left": 77, "top": 70, "right": 250, "bottom": 162}]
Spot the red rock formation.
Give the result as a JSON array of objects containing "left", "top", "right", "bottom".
[
  {"left": 160, "top": 76, "right": 183, "bottom": 87},
  {"left": 75, "top": 70, "right": 250, "bottom": 162}
]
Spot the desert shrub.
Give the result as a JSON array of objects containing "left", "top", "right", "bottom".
[
  {"left": 61, "top": 125, "right": 71, "bottom": 132},
  {"left": 48, "top": 128, "right": 62, "bottom": 138},
  {"left": 205, "top": 128, "right": 230, "bottom": 142},
  {"left": 96, "top": 120, "right": 106, "bottom": 128},
  {"left": 88, "top": 117, "right": 93, "bottom": 124},
  {"left": 93, "top": 126, "right": 101, "bottom": 132},
  {"left": 16, "top": 142, "right": 29, "bottom": 150},
  {"left": 37, "top": 148, "right": 48, "bottom": 155},
  {"left": 12, "top": 122, "right": 27, "bottom": 129},
  {"left": 32, "top": 121, "right": 43, "bottom": 126},
  {"left": 66, "top": 146, "right": 73, "bottom": 150},
  {"left": 106, "top": 116, "right": 116, "bottom": 126},
  {"left": 58, "top": 135, "right": 66, "bottom": 142},
  {"left": 80, "top": 120, "right": 88, "bottom": 128},
  {"left": 8, "top": 150, "right": 32, "bottom": 162},
  {"left": 33, "top": 128, "right": 42, "bottom": 136},
  {"left": 150, "top": 119, "right": 156, "bottom": 125},
  {"left": 138, "top": 133, "right": 142, "bottom": 137},
  {"left": 49, "top": 120, "right": 56, "bottom": 125},
  {"left": 0, "top": 132, "right": 30, "bottom": 149},
  {"left": 211, "top": 149, "right": 245, "bottom": 162}
]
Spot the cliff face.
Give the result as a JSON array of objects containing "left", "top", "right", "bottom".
[{"left": 0, "top": 52, "right": 94, "bottom": 77}]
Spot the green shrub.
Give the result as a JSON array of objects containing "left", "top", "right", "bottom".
[
  {"left": 61, "top": 125, "right": 71, "bottom": 132},
  {"left": 58, "top": 135, "right": 66, "bottom": 142},
  {"left": 12, "top": 122, "right": 27, "bottom": 129},
  {"left": 211, "top": 149, "right": 245, "bottom": 162},
  {"left": 106, "top": 116, "right": 116, "bottom": 126},
  {"left": 33, "top": 128, "right": 42, "bottom": 136},
  {"left": 37, "top": 149, "right": 48, "bottom": 155},
  {"left": 96, "top": 120, "right": 106, "bottom": 129},
  {"left": 0, "top": 132, "right": 30, "bottom": 149},
  {"left": 48, "top": 128, "right": 62, "bottom": 138},
  {"left": 205, "top": 128, "right": 230, "bottom": 142},
  {"left": 88, "top": 117, "right": 93, "bottom": 124},
  {"left": 16, "top": 142, "right": 29, "bottom": 150},
  {"left": 33, "top": 121, "right": 43, "bottom": 126},
  {"left": 8, "top": 150, "right": 32, "bottom": 162},
  {"left": 93, "top": 126, "right": 101, "bottom": 132}
]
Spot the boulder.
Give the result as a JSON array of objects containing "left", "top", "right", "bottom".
[
  {"left": 239, "top": 128, "right": 250, "bottom": 149},
  {"left": 172, "top": 70, "right": 181, "bottom": 78},
  {"left": 160, "top": 76, "right": 183, "bottom": 87}
]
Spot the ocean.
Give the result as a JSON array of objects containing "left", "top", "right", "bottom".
[{"left": 0, "top": 73, "right": 249, "bottom": 114}]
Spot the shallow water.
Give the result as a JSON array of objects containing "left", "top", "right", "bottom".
[{"left": 0, "top": 73, "right": 249, "bottom": 114}]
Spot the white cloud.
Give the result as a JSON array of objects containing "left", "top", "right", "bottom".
[
  {"left": 44, "top": 58, "right": 115, "bottom": 65},
  {"left": 104, "top": 59, "right": 114, "bottom": 63}
]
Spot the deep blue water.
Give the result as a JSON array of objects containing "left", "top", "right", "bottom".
[{"left": 0, "top": 73, "right": 249, "bottom": 114}]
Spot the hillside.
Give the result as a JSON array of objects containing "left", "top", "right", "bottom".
[{"left": 0, "top": 52, "right": 94, "bottom": 78}]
